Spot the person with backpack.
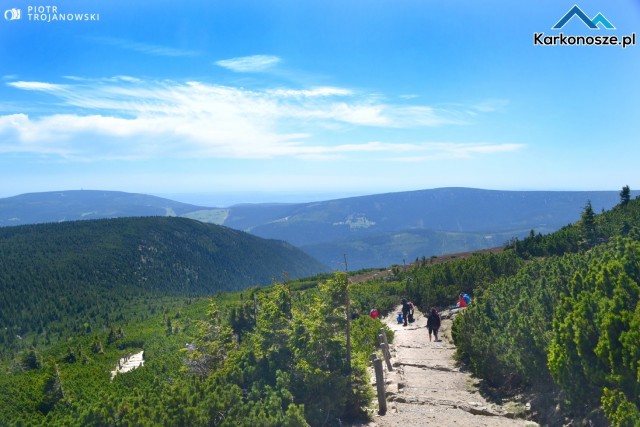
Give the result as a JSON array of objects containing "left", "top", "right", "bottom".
[
  {"left": 458, "top": 293, "right": 468, "bottom": 308},
  {"left": 426, "top": 307, "right": 441, "bottom": 342},
  {"left": 401, "top": 298, "right": 411, "bottom": 326}
]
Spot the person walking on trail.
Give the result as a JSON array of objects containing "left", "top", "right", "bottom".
[
  {"left": 426, "top": 307, "right": 441, "bottom": 342},
  {"left": 401, "top": 298, "right": 411, "bottom": 326},
  {"left": 407, "top": 301, "right": 415, "bottom": 323}
]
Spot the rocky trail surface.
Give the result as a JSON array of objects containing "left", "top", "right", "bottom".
[
  {"left": 110, "top": 350, "right": 145, "bottom": 380},
  {"left": 366, "top": 308, "right": 540, "bottom": 427}
]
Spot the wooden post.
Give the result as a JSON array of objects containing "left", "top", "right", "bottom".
[
  {"left": 379, "top": 334, "right": 393, "bottom": 372},
  {"left": 379, "top": 328, "right": 393, "bottom": 371},
  {"left": 370, "top": 353, "right": 387, "bottom": 415}
]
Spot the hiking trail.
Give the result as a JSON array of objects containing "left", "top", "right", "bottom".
[{"left": 366, "top": 307, "right": 540, "bottom": 427}]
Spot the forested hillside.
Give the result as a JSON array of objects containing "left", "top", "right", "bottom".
[
  {"left": 0, "top": 270, "right": 403, "bottom": 426},
  {"left": 0, "top": 217, "right": 327, "bottom": 357},
  {"left": 222, "top": 188, "right": 637, "bottom": 269},
  {"left": 397, "top": 188, "right": 640, "bottom": 425}
]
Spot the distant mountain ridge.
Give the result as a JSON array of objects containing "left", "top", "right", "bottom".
[
  {"left": 0, "top": 190, "right": 208, "bottom": 226},
  {"left": 1, "top": 187, "right": 637, "bottom": 269},
  {"left": 216, "top": 187, "right": 639, "bottom": 268}
]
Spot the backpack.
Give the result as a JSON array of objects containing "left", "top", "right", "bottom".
[
  {"left": 402, "top": 301, "right": 411, "bottom": 313},
  {"left": 428, "top": 311, "right": 441, "bottom": 328}
]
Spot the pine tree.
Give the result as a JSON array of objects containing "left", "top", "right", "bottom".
[
  {"left": 620, "top": 185, "right": 631, "bottom": 206},
  {"left": 90, "top": 336, "right": 104, "bottom": 354},
  {"left": 580, "top": 200, "right": 597, "bottom": 246},
  {"left": 20, "top": 348, "right": 41, "bottom": 370},
  {"left": 39, "top": 364, "right": 64, "bottom": 414}
]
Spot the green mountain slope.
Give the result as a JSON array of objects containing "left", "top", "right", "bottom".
[
  {"left": 397, "top": 193, "right": 640, "bottom": 425},
  {"left": 0, "top": 216, "right": 327, "bottom": 355},
  {"left": 226, "top": 187, "right": 634, "bottom": 238},
  {"left": 300, "top": 228, "right": 522, "bottom": 270},
  {"left": 223, "top": 188, "right": 638, "bottom": 268}
]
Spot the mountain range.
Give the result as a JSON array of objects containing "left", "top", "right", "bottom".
[{"left": 1, "top": 187, "right": 636, "bottom": 269}]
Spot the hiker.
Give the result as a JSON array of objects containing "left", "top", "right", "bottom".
[
  {"left": 463, "top": 293, "right": 471, "bottom": 305},
  {"left": 426, "top": 307, "right": 441, "bottom": 342},
  {"left": 458, "top": 293, "right": 467, "bottom": 308},
  {"left": 369, "top": 307, "right": 379, "bottom": 319},
  {"left": 401, "top": 298, "right": 411, "bottom": 326},
  {"left": 407, "top": 301, "right": 415, "bottom": 323}
]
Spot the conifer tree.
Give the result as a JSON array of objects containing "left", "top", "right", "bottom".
[
  {"left": 580, "top": 200, "right": 597, "bottom": 246},
  {"left": 20, "top": 348, "right": 41, "bottom": 370},
  {"left": 620, "top": 185, "right": 631, "bottom": 206},
  {"left": 39, "top": 364, "right": 64, "bottom": 414}
]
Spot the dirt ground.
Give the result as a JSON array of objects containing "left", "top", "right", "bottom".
[{"left": 364, "top": 307, "right": 540, "bottom": 427}]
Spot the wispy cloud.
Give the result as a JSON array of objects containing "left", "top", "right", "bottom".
[
  {"left": 63, "top": 75, "right": 142, "bottom": 83},
  {"left": 267, "top": 87, "right": 353, "bottom": 98},
  {"left": 216, "top": 55, "right": 281, "bottom": 72},
  {"left": 1, "top": 77, "right": 520, "bottom": 162},
  {"left": 9, "top": 81, "right": 65, "bottom": 92},
  {"left": 90, "top": 36, "right": 200, "bottom": 57},
  {"left": 390, "top": 142, "right": 525, "bottom": 162},
  {"left": 469, "top": 99, "right": 509, "bottom": 114}
]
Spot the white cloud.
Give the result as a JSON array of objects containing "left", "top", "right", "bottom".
[
  {"left": 267, "top": 87, "right": 353, "bottom": 98},
  {"left": 1, "top": 77, "right": 517, "bottom": 162},
  {"left": 216, "top": 55, "right": 281, "bottom": 72},
  {"left": 390, "top": 142, "right": 525, "bottom": 162},
  {"left": 470, "top": 99, "right": 509, "bottom": 113},
  {"left": 8, "top": 81, "right": 65, "bottom": 92},
  {"left": 90, "top": 37, "right": 200, "bottom": 57}
]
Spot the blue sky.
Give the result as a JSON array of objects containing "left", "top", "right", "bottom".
[{"left": 1, "top": 0, "right": 638, "bottom": 205}]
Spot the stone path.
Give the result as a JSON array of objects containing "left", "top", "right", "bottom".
[{"left": 366, "top": 308, "right": 539, "bottom": 426}]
